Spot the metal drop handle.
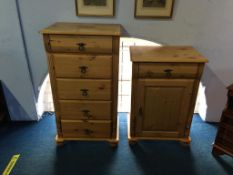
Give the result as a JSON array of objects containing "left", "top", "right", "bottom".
[
  {"left": 79, "top": 66, "right": 88, "bottom": 74},
  {"left": 84, "top": 129, "right": 94, "bottom": 135},
  {"left": 164, "top": 69, "right": 173, "bottom": 77},
  {"left": 77, "top": 43, "right": 86, "bottom": 51},
  {"left": 80, "top": 89, "right": 89, "bottom": 97},
  {"left": 82, "top": 109, "right": 92, "bottom": 119}
]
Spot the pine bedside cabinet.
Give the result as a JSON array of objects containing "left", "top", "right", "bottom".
[{"left": 129, "top": 46, "right": 208, "bottom": 144}]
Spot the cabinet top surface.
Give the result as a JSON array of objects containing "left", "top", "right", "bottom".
[
  {"left": 130, "top": 46, "right": 208, "bottom": 63},
  {"left": 40, "top": 22, "right": 121, "bottom": 36}
]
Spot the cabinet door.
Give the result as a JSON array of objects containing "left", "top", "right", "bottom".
[{"left": 135, "top": 79, "right": 194, "bottom": 138}]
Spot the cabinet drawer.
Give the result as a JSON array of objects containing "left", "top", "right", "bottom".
[
  {"left": 61, "top": 120, "right": 111, "bottom": 138},
  {"left": 217, "top": 125, "right": 233, "bottom": 141},
  {"left": 216, "top": 125, "right": 233, "bottom": 151},
  {"left": 59, "top": 100, "right": 111, "bottom": 120},
  {"left": 221, "top": 111, "right": 233, "bottom": 126},
  {"left": 56, "top": 79, "right": 111, "bottom": 100},
  {"left": 53, "top": 54, "right": 112, "bottom": 79},
  {"left": 138, "top": 63, "right": 198, "bottom": 78},
  {"left": 49, "top": 35, "right": 112, "bottom": 53}
]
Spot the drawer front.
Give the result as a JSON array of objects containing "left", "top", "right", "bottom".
[
  {"left": 59, "top": 100, "right": 111, "bottom": 120},
  {"left": 61, "top": 120, "right": 111, "bottom": 138},
  {"left": 56, "top": 79, "right": 111, "bottom": 100},
  {"left": 138, "top": 63, "right": 198, "bottom": 79},
  {"left": 221, "top": 111, "right": 233, "bottom": 126},
  {"left": 49, "top": 35, "right": 112, "bottom": 53},
  {"left": 53, "top": 54, "right": 112, "bottom": 79},
  {"left": 216, "top": 125, "right": 233, "bottom": 151}
]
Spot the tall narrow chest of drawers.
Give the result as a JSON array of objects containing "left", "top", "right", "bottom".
[
  {"left": 41, "top": 23, "right": 121, "bottom": 145},
  {"left": 129, "top": 46, "right": 208, "bottom": 144}
]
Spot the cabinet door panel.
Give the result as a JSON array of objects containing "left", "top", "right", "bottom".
[{"left": 136, "top": 79, "right": 194, "bottom": 138}]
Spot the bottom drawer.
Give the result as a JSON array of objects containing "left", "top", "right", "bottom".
[{"left": 61, "top": 120, "right": 111, "bottom": 138}]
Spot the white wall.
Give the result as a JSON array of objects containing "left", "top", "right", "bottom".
[
  {"left": 0, "top": 0, "right": 37, "bottom": 121},
  {"left": 196, "top": 67, "right": 227, "bottom": 122},
  {"left": 2, "top": 0, "right": 233, "bottom": 121}
]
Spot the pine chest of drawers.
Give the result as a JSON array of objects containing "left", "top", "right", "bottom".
[
  {"left": 41, "top": 22, "right": 121, "bottom": 145},
  {"left": 129, "top": 46, "right": 208, "bottom": 144}
]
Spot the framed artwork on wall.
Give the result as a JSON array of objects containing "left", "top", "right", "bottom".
[
  {"left": 76, "top": 0, "right": 115, "bottom": 17},
  {"left": 135, "top": 0, "right": 174, "bottom": 18}
]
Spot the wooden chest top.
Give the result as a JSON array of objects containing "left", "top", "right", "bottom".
[
  {"left": 130, "top": 46, "right": 208, "bottom": 63},
  {"left": 40, "top": 22, "right": 122, "bottom": 36}
]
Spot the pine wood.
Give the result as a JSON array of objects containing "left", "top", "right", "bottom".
[
  {"left": 111, "top": 37, "right": 120, "bottom": 139},
  {"left": 129, "top": 63, "right": 139, "bottom": 138},
  {"left": 129, "top": 46, "right": 207, "bottom": 144},
  {"left": 47, "top": 53, "right": 63, "bottom": 137},
  {"left": 127, "top": 111, "right": 191, "bottom": 144},
  {"left": 184, "top": 64, "right": 205, "bottom": 138},
  {"left": 56, "top": 79, "right": 111, "bottom": 100},
  {"left": 56, "top": 135, "right": 119, "bottom": 144},
  {"left": 138, "top": 63, "right": 198, "bottom": 78},
  {"left": 49, "top": 35, "right": 113, "bottom": 53},
  {"left": 212, "top": 84, "right": 233, "bottom": 157},
  {"left": 136, "top": 79, "right": 194, "bottom": 138},
  {"left": 52, "top": 54, "right": 112, "bottom": 79},
  {"left": 59, "top": 100, "right": 111, "bottom": 120},
  {"left": 41, "top": 23, "right": 121, "bottom": 145},
  {"left": 130, "top": 46, "right": 208, "bottom": 63},
  {"left": 40, "top": 22, "right": 121, "bottom": 36},
  {"left": 61, "top": 120, "right": 111, "bottom": 138}
]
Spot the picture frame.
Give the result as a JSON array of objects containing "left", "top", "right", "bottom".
[
  {"left": 76, "top": 0, "right": 115, "bottom": 17},
  {"left": 135, "top": 0, "right": 174, "bottom": 18}
]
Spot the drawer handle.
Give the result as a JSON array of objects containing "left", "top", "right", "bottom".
[
  {"left": 84, "top": 129, "right": 94, "bottom": 135},
  {"left": 79, "top": 66, "right": 88, "bottom": 74},
  {"left": 82, "top": 110, "right": 92, "bottom": 119},
  {"left": 77, "top": 43, "right": 86, "bottom": 51},
  {"left": 164, "top": 69, "right": 173, "bottom": 77},
  {"left": 80, "top": 89, "right": 89, "bottom": 97}
]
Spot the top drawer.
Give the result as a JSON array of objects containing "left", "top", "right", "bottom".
[
  {"left": 138, "top": 63, "right": 199, "bottom": 79},
  {"left": 49, "top": 35, "right": 113, "bottom": 53}
]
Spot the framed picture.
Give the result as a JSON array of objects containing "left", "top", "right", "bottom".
[
  {"left": 76, "top": 0, "right": 115, "bottom": 17},
  {"left": 135, "top": 0, "right": 174, "bottom": 18}
]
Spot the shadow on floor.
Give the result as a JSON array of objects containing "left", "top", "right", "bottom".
[{"left": 0, "top": 113, "right": 233, "bottom": 175}]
